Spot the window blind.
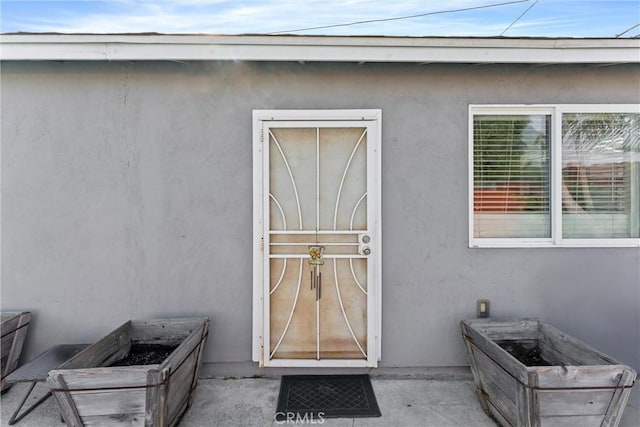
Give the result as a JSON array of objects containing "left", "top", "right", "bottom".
[
  {"left": 473, "top": 115, "right": 551, "bottom": 238},
  {"left": 561, "top": 113, "right": 640, "bottom": 238}
]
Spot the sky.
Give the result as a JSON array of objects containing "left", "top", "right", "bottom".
[{"left": 1, "top": 0, "right": 639, "bottom": 38}]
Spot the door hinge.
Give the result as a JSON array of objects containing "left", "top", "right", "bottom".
[
  {"left": 260, "top": 344, "right": 265, "bottom": 367},
  {"left": 260, "top": 237, "right": 264, "bottom": 251}
]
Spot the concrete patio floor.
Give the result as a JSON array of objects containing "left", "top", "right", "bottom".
[{"left": 1, "top": 377, "right": 638, "bottom": 426}]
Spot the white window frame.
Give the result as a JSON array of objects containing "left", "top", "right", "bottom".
[{"left": 469, "top": 104, "right": 640, "bottom": 248}]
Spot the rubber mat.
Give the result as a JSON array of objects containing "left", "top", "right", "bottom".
[{"left": 276, "top": 374, "right": 381, "bottom": 421}]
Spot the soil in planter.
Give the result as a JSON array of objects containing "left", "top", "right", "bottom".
[
  {"left": 496, "top": 340, "right": 553, "bottom": 367},
  {"left": 111, "top": 344, "right": 178, "bottom": 366}
]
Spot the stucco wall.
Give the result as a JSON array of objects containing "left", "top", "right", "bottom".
[{"left": 2, "top": 61, "right": 639, "bottom": 372}]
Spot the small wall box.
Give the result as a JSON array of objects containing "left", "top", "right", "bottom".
[{"left": 461, "top": 318, "right": 636, "bottom": 427}]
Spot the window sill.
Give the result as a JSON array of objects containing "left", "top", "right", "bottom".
[{"left": 469, "top": 239, "right": 640, "bottom": 248}]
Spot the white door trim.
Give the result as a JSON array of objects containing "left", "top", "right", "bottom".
[{"left": 252, "top": 109, "right": 382, "bottom": 367}]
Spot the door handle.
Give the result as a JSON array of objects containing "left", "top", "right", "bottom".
[{"left": 362, "top": 247, "right": 371, "bottom": 255}]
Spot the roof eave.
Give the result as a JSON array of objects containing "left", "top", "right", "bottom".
[{"left": 1, "top": 34, "right": 639, "bottom": 64}]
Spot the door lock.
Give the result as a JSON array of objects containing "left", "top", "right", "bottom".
[{"left": 358, "top": 234, "right": 372, "bottom": 255}]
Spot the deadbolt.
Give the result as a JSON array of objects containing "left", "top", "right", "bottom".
[
  {"left": 362, "top": 247, "right": 371, "bottom": 255},
  {"left": 362, "top": 235, "right": 371, "bottom": 244}
]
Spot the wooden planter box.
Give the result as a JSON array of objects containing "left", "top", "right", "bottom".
[
  {"left": 461, "top": 318, "right": 636, "bottom": 427},
  {"left": 1, "top": 311, "right": 31, "bottom": 392},
  {"left": 47, "top": 317, "right": 209, "bottom": 426}
]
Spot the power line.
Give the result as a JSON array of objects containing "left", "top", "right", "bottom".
[
  {"left": 500, "top": 0, "right": 539, "bottom": 36},
  {"left": 615, "top": 23, "right": 639, "bottom": 38},
  {"left": 269, "top": 0, "right": 530, "bottom": 35}
]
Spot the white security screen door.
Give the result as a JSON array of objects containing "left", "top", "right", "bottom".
[{"left": 253, "top": 110, "right": 381, "bottom": 367}]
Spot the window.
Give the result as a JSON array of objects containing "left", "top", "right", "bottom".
[
  {"left": 473, "top": 113, "right": 551, "bottom": 239},
  {"left": 470, "top": 105, "right": 640, "bottom": 247}
]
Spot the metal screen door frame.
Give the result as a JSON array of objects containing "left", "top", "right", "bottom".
[{"left": 252, "top": 109, "right": 382, "bottom": 368}]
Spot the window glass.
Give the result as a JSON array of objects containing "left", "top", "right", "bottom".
[
  {"left": 562, "top": 113, "right": 640, "bottom": 238},
  {"left": 473, "top": 115, "right": 551, "bottom": 238}
]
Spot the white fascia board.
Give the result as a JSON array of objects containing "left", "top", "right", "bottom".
[
  {"left": 253, "top": 109, "right": 381, "bottom": 121},
  {"left": 1, "top": 34, "right": 639, "bottom": 63}
]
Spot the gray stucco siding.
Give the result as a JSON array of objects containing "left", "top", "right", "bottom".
[{"left": 2, "top": 61, "right": 639, "bottom": 371}]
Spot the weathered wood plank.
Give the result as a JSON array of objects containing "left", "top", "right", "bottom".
[
  {"left": 463, "top": 318, "right": 540, "bottom": 341},
  {"left": 0, "top": 313, "right": 23, "bottom": 336},
  {"left": 461, "top": 321, "right": 487, "bottom": 410},
  {"left": 472, "top": 346, "right": 519, "bottom": 399},
  {"left": 162, "top": 319, "right": 209, "bottom": 425},
  {"left": 478, "top": 369, "right": 518, "bottom": 425},
  {"left": 1, "top": 335, "right": 15, "bottom": 359},
  {"left": 189, "top": 320, "right": 209, "bottom": 399},
  {"left": 465, "top": 339, "right": 520, "bottom": 425},
  {"left": 602, "top": 368, "right": 636, "bottom": 427},
  {"left": 6, "top": 313, "right": 30, "bottom": 369},
  {"left": 536, "top": 365, "right": 634, "bottom": 389},
  {"left": 82, "top": 413, "right": 145, "bottom": 426},
  {"left": 166, "top": 352, "right": 198, "bottom": 424},
  {"left": 131, "top": 318, "right": 203, "bottom": 345},
  {"left": 539, "top": 323, "right": 616, "bottom": 366},
  {"left": 167, "top": 387, "right": 191, "bottom": 427},
  {"left": 145, "top": 369, "right": 162, "bottom": 427},
  {"left": 157, "top": 368, "right": 169, "bottom": 427},
  {"left": 48, "top": 372, "right": 84, "bottom": 427},
  {"left": 69, "top": 389, "right": 146, "bottom": 418},
  {"left": 49, "top": 366, "right": 150, "bottom": 389},
  {"left": 537, "top": 339, "right": 581, "bottom": 366},
  {"left": 59, "top": 321, "right": 132, "bottom": 370},
  {"left": 160, "top": 323, "right": 204, "bottom": 372},
  {"left": 486, "top": 401, "right": 511, "bottom": 427},
  {"left": 537, "top": 390, "right": 611, "bottom": 416},
  {"left": 168, "top": 399, "right": 189, "bottom": 427},
  {"left": 462, "top": 320, "right": 531, "bottom": 385},
  {"left": 1, "top": 312, "right": 31, "bottom": 392},
  {"left": 539, "top": 415, "right": 605, "bottom": 427}
]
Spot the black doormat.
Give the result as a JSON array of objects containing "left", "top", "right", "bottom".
[{"left": 276, "top": 374, "right": 381, "bottom": 421}]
